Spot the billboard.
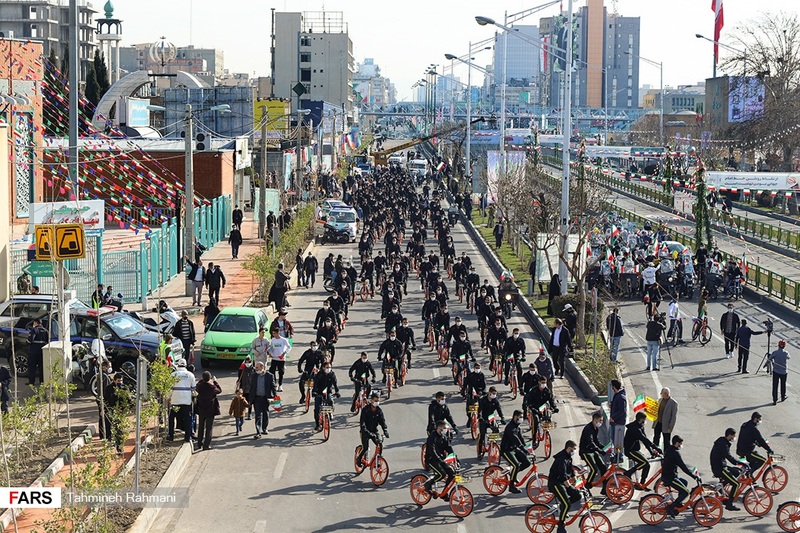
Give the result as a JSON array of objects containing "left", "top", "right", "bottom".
[
  {"left": 254, "top": 99, "right": 290, "bottom": 138},
  {"left": 127, "top": 98, "right": 150, "bottom": 128},
  {"left": 31, "top": 200, "right": 105, "bottom": 232},
  {"left": 728, "top": 76, "right": 765, "bottom": 123},
  {"left": 707, "top": 171, "right": 800, "bottom": 191}
]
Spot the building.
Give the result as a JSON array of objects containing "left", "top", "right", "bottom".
[
  {"left": 0, "top": 0, "right": 97, "bottom": 80},
  {"left": 493, "top": 25, "right": 540, "bottom": 87},
  {"left": 272, "top": 11, "right": 354, "bottom": 117},
  {"left": 354, "top": 58, "right": 393, "bottom": 108},
  {"left": 539, "top": 0, "right": 640, "bottom": 110},
  {"left": 118, "top": 43, "right": 223, "bottom": 83},
  {"left": 162, "top": 86, "right": 254, "bottom": 139}
]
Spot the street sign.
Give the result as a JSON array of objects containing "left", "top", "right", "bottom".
[
  {"left": 292, "top": 82, "right": 307, "bottom": 96},
  {"left": 35, "top": 225, "right": 54, "bottom": 260},
  {"left": 54, "top": 224, "right": 85, "bottom": 260},
  {"left": 22, "top": 261, "right": 54, "bottom": 277}
]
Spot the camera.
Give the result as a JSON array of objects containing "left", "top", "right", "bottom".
[{"left": 763, "top": 319, "right": 774, "bottom": 333}]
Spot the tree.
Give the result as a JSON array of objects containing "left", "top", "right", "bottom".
[
  {"left": 692, "top": 161, "right": 713, "bottom": 250},
  {"left": 93, "top": 50, "right": 110, "bottom": 100},
  {"left": 84, "top": 63, "right": 101, "bottom": 108},
  {"left": 43, "top": 48, "right": 66, "bottom": 137}
]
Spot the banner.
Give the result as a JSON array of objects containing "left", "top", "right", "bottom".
[
  {"left": 707, "top": 171, "right": 800, "bottom": 191},
  {"left": 31, "top": 200, "right": 105, "bottom": 232},
  {"left": 644, "top": 396, "right": 659, "bottom": 422}
]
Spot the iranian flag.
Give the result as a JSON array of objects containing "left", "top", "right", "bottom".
[
  {"left": 691, "top": 466, "right": 700, "bottom": 478},
  {"left": 712, "top": 0, "right": 724, "bottom": 66},
  {"left": 602, "top": 442, "right": 614, "bottom": 453},
  {"left": 586, "top": 245, "right": 593, "bottom": 257},
  {"left": 574, "top": 476, "right": 586, "bottom": 489},
  {"left": 445, "top": 453, "right": 457, "bottom": 464},
  {"left": 270, "top": 395, "right": 282, "bottom": 412},
  {"left": 740, "top": 252, "right": 748, "bottom": 277},
  {"left": 488, "top": 413, "right": 497, "bottom": 424},
  {"left": 611, "top": 224, "right": 620, "bottom": 241},
  {"left": 652, "top": 236, "right": 659, "bottom": 256},
  {"left": 437, "top": 161, "right": 446, "bottom": 172},
  {"left": 606, "top": 247, "right": 614, "bottom": 261},
  {"left": 633, "top": 394, "right": 646, "bottom": 413},
  {"left": 538, "top": 404, "right": 548, "bottom": 414},
  {"left": 525, "top": 442, "right": 535, "bottom": 455}
]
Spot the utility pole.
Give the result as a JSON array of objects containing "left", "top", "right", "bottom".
[
  {"left": 466, "top": 42, "right": 472, "bottom": 192},
  {"left": 184, "top": 103, "right": 194, "bottom": 296},
  {"left": 558, "top": 0, "right": 574, "bottom": 294},
  {"left": 68, "top": 0, "right": 79, "bottom": 196},
  {"left": 259, "top": 103, "right": 267, "bottom": 239}
]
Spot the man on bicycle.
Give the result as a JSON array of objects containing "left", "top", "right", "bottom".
[
  {"left": 503, "top": 328, "right": 525, "bottom": 387},
  {"left": 500, "top": 409, "right": 531, "bottom": 493},
  {"left": 736, "top": 411, "right": 774, "bottom": 472},
  {"left": 451, "top": 332, "right": 474, "bottom": 386},
  {"left": 424, "top": 420, "right": 457, "bottom": 493},
  {"left": 579, "top": 412, "right": 608, "bottom": 495},
  {"left": 710, "top": 427, "right": 744, "bottom": 512},
  {"left": 623, "top": 411, "right": 660, "bottom": 488},
  {"left": 396, "top": 317, "right": 416, "bottom": 368},
  {"left": 297, "top": 341, "right": 324, "bottom": 405},
  {"left": 421, "top": 294, "right": 440, "bottom": 342},
  {"left": 313, "top": 302, "right": 336, "bottom": 331},
  {"left": 377, "top": 330, "right": 404, "bottom": 385},
  {"left": 433, "top": 305, "right": 450, "bottom": 347},
  {"left": 485, "top": 318, "right": 508, "bottom": 372},
  {"left": 427, "top": 391, "right": 458, "bottom": 435},
  {"left": 359, "top": 256, "right": 375, "bottom": 297},
  {"left": 465, "top": 266, "right": 480, "bottom": 307},
  {"left": 348, "top": 351, "right": 376, "bottom": 412},
  {"left": 478, "top": 386, "right": 505, "bottom": 459},
  {"left": 355, "top": 392, "right": 388, "bottom": 469},
  {"left": 384, "top": 304, "right": 403, "bottom": 337},
  {"left": 662, "top": 435, "right": 702, "bottom": 517},
  {"left": 549, "top": 440, "right": 582, "bottom": 533},
  {"left": 326, "top": 290, "right": 346, "bottom": 330},
  {"left": 524, "top": 375, "right": 558, "bottom": 444},
  {"left": 446, "top": 316, "right": 468, "bottom": 346},
  {"left": 312, "top": 362, "right": 340, "bottom": 432}
]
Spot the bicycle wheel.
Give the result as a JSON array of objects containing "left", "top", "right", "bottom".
[
  {"left": 439, "top": 347, "right": 448, "bottom": 366},
  {"left": 449, "top": 485, "right": 474, "bottom": 517},
  {"left": 604, "top": 473, "right": 634, "bottom": 504},
  {"left": 693, "top": 496, "right": 723, "bottom": 527},
  {"left": 360, "top": 286, "right": 368, "bottom": 301},
  {"left": 401, "top": 363, "right": 407, "bottom": 385},
  {"left": 488, "top": 443, "right": 500, "bottom": 466},
  {"left": 743, "top": 486, "right": 773, "bottom": 517},
  {"left": 527, "top": 474, "right": 553, "bottom": 504},
  {"left": 543, "top": 431, "right": 552, "bottom": 460},
  {"left": 496, "top": 362, "right": 504, "bottom": 383},
  {"left": 699, "top": 325, "right": 712, "bottom": 345},
  {"left": 354, "top": 445, "right": 365, "bottom": 474},
  {"left": 655, "top": 479, "right": 670, "bottom": 496},
  {"left": 525, "top": 504, "right": 556, "bottom": 533},
  {"left": 510, "top": 374, "right": 518, "bottom": 399},
  {"left": 692, "top": 322, "right": 700, "bottom": 341},
  {"left": 580, "top": 511, "right": 612, "bottom": 533},
  {"left": 470, "top": 415, "right": 478, "bottom": 440},
  {"left": 322, "top": 414, "right": 331, "bottom": 442},
  {"left": 304, "top": 391, "right": 311, "bottom": 414},
  {"left": 483, "top": 465, "right": 509, "bottom": 495},
  {"left": 777, "top": 501, "right": 800, "bottom": 532},
  {"left": 371, "top": 456, "right": 389, "bottom": 486},
  {"left": 763, "top": 465, "right": 789, "bottom": 493},
  {"left": 638, "top": 494, "right": 667, "bottom": 525},
  {"left": 410, "top": 475, "right": 432, "bottom": 505}
]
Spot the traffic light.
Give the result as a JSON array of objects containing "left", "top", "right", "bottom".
[{"left": 195, "top": 132, "right": 207, "bottom": 151}]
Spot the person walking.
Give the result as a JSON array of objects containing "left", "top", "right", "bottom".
[
  {"left": 563, "top": 304, "right": 578, "bottom": 341},
  {"left": 267, "top": 263, "right": 290, "bottom": 311},
  {"left": 644, "top": 313, "right": 666, "bottom": 371},
  {"left": 653, "top": 387, "right": 678, "bottom": 448},
  {"left": 27, "top": 318, "right": 48, "bottom": 385},
  {"left": 548, "top": 318, "right": 572, "bottom": 379},
  {"left": 249, "top": 361, "right": 277, "bottom": 438},
  {"left": 229, "top": 224, "right": 243, "bottom": 259},
  {"left": 720, "top": 303, "right": 740, "bottom": 359},
  {"left": 768, "top": 339, "right": 790, "bottom": 405},
  {"left": 303, "top": 252, "right": 319, "bottom": 288},
  {"left": 267, "top": 328, "right": 291, "bottom": 392},
  {"left": 609, "top": 379, "right": 627, "bottom": 462},
  {"left": 172, "top": 311, "right": 196, "bottom": 366},
  {"left": 103, "top": 372, "right": 128, "bottom": 453},
  {"left": 734, "top": 319, "right": 764, "bottom": 374},
  {"left": 195, "top": 371, "right": 222, "bottom": 451},
  {"left": 228, "top": 388, "right": 250, "bottom": 436},
  {"left": 203, "top": 298, "right": 220, "bottom": 332},
  {"left": 205, "top": 263, "right": 227, "bottom": 305},
  {"left": 295, "top": 248, "right": 304, "bottom": 286},
  {"left": 492, "top": 219, "right": 504, "bottom": 249},
  {"left": 168, "top": 359, "right": 196, "bottom": 442},
  {"left": 606, "top": 308, "right": 624, "bottom": 362},
  {"left": 232, "top": 205, "right": 243, "bottom": 229},
  {"left": 547, "top": 274, "right": 561, "bottom": 316},
  {"left": 236, "top": 356, "right": 255, "bottom": 420},
  {"left": 250, "top": 326, "right": 270, "bottom": 367},
  {"left": 184, "top": 255, "right": 206, "bottom": 306}
]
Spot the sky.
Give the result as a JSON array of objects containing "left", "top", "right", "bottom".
[{"left": 117, "top": 0, "right": 798, "bottom": 101}]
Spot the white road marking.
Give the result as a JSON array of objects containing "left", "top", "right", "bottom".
[
  {"left": 457, "top": 524, "right": 467, "bottom": 533},
  {"left": 433, "top": 368, "right": 441, "bottom": 379},
  {"left": 273, "top": 452, "right": 288, "bottom": 479},
  {"left": 628, "top": 330, "right": 663, "bottom": 393},
  {"left": 254, "top": 520, "right": 267, "bottom": 533}
]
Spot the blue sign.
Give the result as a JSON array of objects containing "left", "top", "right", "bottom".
[{"left": 127, "top": 98, "right": 150, "bottom": 128}]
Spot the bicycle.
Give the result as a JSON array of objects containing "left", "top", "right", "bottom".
[
  {"left": 453, "top": 353, "right": 469, "bottom": 391},
  {"left": 438, "top": 338, "right": 449, "bottom": 366},
  {"left": 351, "top": 375, "right": 370, "bottom": 415},
  {"left": 524, "top": 477, "right": 611, "bottom": 533},
  {"left": 507, "top": 353, "right": 519, "bottom": 399},
  {"left": 617, "top": 454, "right": 668, "bottom": 495},
  {"left": 714, "top": 465, "right": 773, "bottom": 517},
  {"left": 359, "top": 278, "right": 372, "bottom": 301},
  {"left": 410, "top": 463, "right": 474, "bottom": 517},
  {"left": 578, "top": 460, "right": 636, "bottom": 505},
  {"left": 354, "top": 433, "right": 389, "bottom": 486},
  {"left": 483, "top": 453, "right": 553, "bottom": 504},
  {"left": 528, "top": 406, "right": 556, "bottom": 461},
  {"left": 691, "top": 316, "right": 712, "bottom": 345},
  {"left": 427, "top": 323, "right": 436, "bottom": 351},
  {"left": 399, "top": 353, "right": 408, "bottom": 386},
  {"left": 726, "top": 277, "right": 743, "bottom": 300},
  {"left": 303, "top": 376, "right": 315, "bottom": 414},
  {"left": 323, "top": 276, "right": 335, "bottom": 293},
  {"left": 384, "top": 365, "right": 396, "bottom": 399},
  {"left": 777, "top": 500, "right": 800, "bottom": 532},
  {"left": 752, "top": 453, "right": 789, "bottom": 493},
  {"left": 317, "top": 392, "right": 335, "bottom": 443},
  {"left": 638, "top": 479, "right": 724, "bottom": 527},
  {"left": 467, "top": 400, "right": 479, "bottom": 439},
  {"left": 477, "top": 419, "right": 501, "bottom": 466}
]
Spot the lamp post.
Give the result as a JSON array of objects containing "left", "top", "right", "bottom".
[
  {"left": 295, "top": 109, "right": 311, "bottom": 206},
  {"left": 626, "top": 51, "right": 663, "bottom": 147}
]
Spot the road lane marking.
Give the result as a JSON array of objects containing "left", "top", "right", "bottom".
[
  {"left": 628, "top": 330, "right": 663, "bottom": 393},
  {"left": 254, "top": 520, "right": 267, "bottom": 533},
  {"left": 433, "top": 368, "right": 441, "bottom": 379},
  {"left": 273, "top": 452, "right": 288, "bottom": 479}
]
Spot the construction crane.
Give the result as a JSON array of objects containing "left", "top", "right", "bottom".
[{"left": 372, "top": 117, "right": 485, "bottom": 167}]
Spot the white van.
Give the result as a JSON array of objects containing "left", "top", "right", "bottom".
[
  {"left": 408, "top": 159, "right": 428, "bottom": 177},
  {"left": 325, "top": 207, "right": 359, "bottom": 242}
]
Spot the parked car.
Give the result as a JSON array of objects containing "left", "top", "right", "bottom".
[{"left": 199, "top": 307, "right": 271, "bottom": 367}]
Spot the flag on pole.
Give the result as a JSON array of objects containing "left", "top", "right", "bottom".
[
  {"left": 538, "top": 404, "right": 548, "bottom": 414},
  {"left": 712, "top": 0, "right": 724, "bottom": 65},
  {"left": 740, "top": 251, "right": 748, "bottom": 277},
  {"left": 270, "top": 395, "right": 282, "bottom": 412},
  {"left": 445, "top": 453, "right": 457, "bottom": 465},
  {"left": 691, "top": 466, "right": 700, "bottom": 478},
  {"left": 602, "top": 442, "right": 614, "bottom": 453},
  {"left": 437, "top": 161, "right": 446, "bottom": 172},
  {"left": 574, "top": 476, "right": 586, "bottom": 489},
  {"left": 632, "top": 394, "right": 646, "bottom": 413},
  {"left": 611, "top": 224, "right": 620, "bottom": 240},
  {"left": 525, "top": 442, "right": 535, "bottom": 455},
  {"left": 606, "top": 247, "right": 614, "bottom": 262}
]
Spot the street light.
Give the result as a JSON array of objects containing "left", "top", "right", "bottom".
[
  {"left": 696, "top": 33, "right": 747, "bottom": 80},
  {"left": 626, "top": 51, "right": 663, "bottom": 147},
  {"left": 294, "top": 109, "right": 312, "bottom": 208}
]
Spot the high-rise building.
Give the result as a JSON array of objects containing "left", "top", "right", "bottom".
[
  {"left": 493, "top": 25, "right": 540, "bottom": 86},
  {"left": 273, "top": 11, "right": 354, "bottom": 116},
  {"left": 353, "top": 58, "right": 394, "bottom": 108},
  {"left": 0, "top": 0, "right": 98, "bottom": 80}
]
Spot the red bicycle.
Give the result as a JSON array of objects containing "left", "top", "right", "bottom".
[
  {"left": 410, "top": 463, "right": 474, "bottom": 517},
  {"left": 483, "top": 454, "right": 553, "bottom": 504},
  {"left": 525, "top": 476, "right": 611, "bottom": 533},
  {"left": 354, "top": 433, "right": 389, "bottom": 486},
  {"left": 777, "top": 500, "right": 800, "bottom": 532}
]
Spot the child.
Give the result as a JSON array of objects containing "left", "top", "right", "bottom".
[{"left": 229, "top": 388, "right": 250, "bottom": 436}]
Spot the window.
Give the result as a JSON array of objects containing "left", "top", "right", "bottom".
[
  {"left": 30, "top": 24, "right": 38, "bottom": 38},
  {"left": 300, "top": 52, "right": 311, "bottom": 63},
  {"left": 300, "top": 69, "right": 311, "bottom": 82},
  {"left": 300, "top": 36, "right": 311, "bottom": 46}
]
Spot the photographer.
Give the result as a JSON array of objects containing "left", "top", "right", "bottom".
[
  {"left": 645, "top": 312, "right": 667, "bottom": 371},
  {"left": 734, "top": 319, "right": 765, "bottom": 374}
]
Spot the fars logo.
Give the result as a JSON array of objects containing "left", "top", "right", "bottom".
[{"left": 0, "top": 488, "right": 61, "bottom": 508}]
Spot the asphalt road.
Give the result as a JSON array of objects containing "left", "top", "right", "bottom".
[{"left": 146, "top": 199, "right": 800, "bottom": 533}]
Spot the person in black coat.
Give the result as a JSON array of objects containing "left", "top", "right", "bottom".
[
  {"left": 205, "top": 263, "right": 227, "bottom": 304},
  {"left": 548, "top": 318, "right": 572, "bottom": 378},
  {"left": 720, "top": 304, "right": 741, "bottom": 359},
  {"left": 547, "top": 274, "right": 562, "bottom": 315},
  {"left": 493, "top": 221, "right": 504, "bottom": 249},
  {"left": 563, "top": 304, "right": 578, "bottom": 341},
  {"left": 733, "top": 319, "right": 764, "bottom": 373},
  {"left": 195, "top": 371, "right": 222, "bottom": 451},
  {"left": 268, "top": 263, "right": 290, "bottom": 311},
  {"left": 228, "top": 225, "right": 243, "bottom": 259},
  {"left": 303, "top": 252, "right": 319, "bottom": 288},
  {"left": 0, "top": 365, "right": 10, "bottom": 413},
  {"left": 232, "top": 205, "right": 243, "bottom": 228}
]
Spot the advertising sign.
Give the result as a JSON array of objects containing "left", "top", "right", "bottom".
[
  {"left": 127, "top": 98, "right": 150, "bottom": 128},
  {"left": 30, "top": 200, "right": 105, "bottom": 232},
  {"left": 706, "top": 172, "right": 800, "bottom": 191},
  {"left": 254, "top": 100, "right": 290, "bottom": 137},
  {"left": 728, "top": 76, "right": 765, "bottom": 123}
]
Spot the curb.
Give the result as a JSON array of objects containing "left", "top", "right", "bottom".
[
  {"left": 0, "top": 424, "right": 96, "bottom": 533},
  {"left": 126, "top": 442, "right": 193, "bottom": 533}
]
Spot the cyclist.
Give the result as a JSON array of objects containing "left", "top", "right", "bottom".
[
  {"left": 338, "top": 282, "right": 352, "bottom": 318},
  {"left": 503, "top": 327, "right": 525, "bottom": 387},
  {"left": 460, "top": 251, "right": 472, "bottom": 271},
  {"left": 326, "top": 290, "right": 346, "bottom": 330},
  {"left": 549, "top": 440, "right": 582, "bottom": 533},
  {"left": 433, "top": 305, "right": 451, "bottom": 347},
  {"left": 313, "top": 301, "right": 336, "bottom": 331},
  {"left": 520, "top": 363, "right": 540, "bottom": 404},
  {"left": 421, "top": 294, "right": 441, "bottom": 343},
  {"left": 374, "top": 251, "right": 387, "bottom": 283},
  {"left": 418, "top": 255, "right": 433, "bottom": 292},
  {"left": 312, "top": 362, "right": 340, "bottom": 432},
  {"left": 477, "top": 296, "right": 495, "bottom": 347},
  {"left": 534, "top": 348, "right": 556, "bottom": 391},
  {"left": 384, "top": 303, "right": 403, "bottom": 336},
  {"left": 297, "top": 341, "right": 324, "bottom": 405},
  {"left": 355, "top": 392, "right": 388, "bottom": 469},
  {"left": 377, "top": 330, "right": 404, "bottom": 385},
  {"left": 446, "top": 316, "right": 468, "bottom": 346},
  {"left": 315, "top": 319, "right": 338, "bottom": 364},
  {"left": 452, "top": 257, "right": 467, "bottom": 297},
  {"left": 622, "top": 411, "right": 660, "bottom": 489},
  {"left": 465, "top": 266, "right": 480, "bottom": 307},
  {"left": 662, "top": 435, "right": 702, "bottom": 517},
  {"left": 427, "top": 391, "right": 458, "bottom": 435},
  {"left": 359, "top": 256, "right": 375, "bottom": 297},
  {"left": 478, "top": 386, "right": 505, "bottom": 459},
  {"left": 391, "top": 263, "right": 407, "bottom": 297},
  {"left": 348, "top": 351, "right": 376, "bottom": 412},
  {"left": 423, "top": 420, "right": 457, "bottom": 494},
  {"left": 433, "top": 283, "right": 448, "bottom": 308},
  {"left": 579, "top": 412, "right": 608, "bottom": 495},
  {"left": 710, "top": 427, "right": 743, "bottom": 512},
  {"left": 500, "top": 409, "right": 531, "bottom": 493},
  {"left": 396, "top": 317, "right": 417, "bottom": 368},
  {"left": 736, "top": 411, "right": 774, "bottom": 472},
  {"left": 451, "top": 332, "right": 474, "bottom": 386},
  {"left": 462, "top": 361, "right": 486, "bottom": 422},
  {"left": 485, "top": 318, "right": 508, "bottom": 372},
  {"left": 524, "top": 375, "right": 558, "bottom": 444}
]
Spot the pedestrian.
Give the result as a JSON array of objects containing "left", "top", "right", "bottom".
[
  {"left": 267, "top": 328, "right": 291, "bottom": 392},
  {"left": 493, "top": 219, "right": 504, "bottom": 249},
  {"left": 605, "top": 308, "right": 624, "bottom": 362},
  {"left": 548, "top": 318, "right": 572, "bottom": 379},
  {"left": 91, "top": 283, "right": 104, "bottom": 309},
  {"left": 720, "top": 303, "right": 740, "bottom": 359},
  {"left": 184, "top": 255, "right": 206, "bottom": 306},
  {"left": 645, "top": 312, "right": 666, "bottom": 371},
  {"left": 232, "top": 204, "right": 243, "bottom": 229},
  {"left": 303, "top": 251, "right": 318, "bottom": 288},
  {"left": 609, "top": 379, "right": 627, "bottom": 461},
  {"left": 266, "top": 210, "right": 277, "bottom": 231},
  {"left": 0, "top": 364, "right": 10, "bottom": 413},
  {"left": 547, "top": 274, "right": 561, "bottom": 316},
  {"left": 267, "top": 263, "right": 290, "bottom": 311},
  {"left": 767, "top": 339, "right": 790, "bottom": 405},
  {"left": 205, "top": 262, "right": 227, "bottom": 304},
  {"left": 295, "top": 248, "right": 304, "bottom": 286},
  {"left": 270, "top": 308, "right": 294, "bottom": 340},
  {"left": 563, "top": 304, "right": 578, "bottom": 341},
  {"left": 27, "top": 318, "right": 48, "bottom": 385},
  {"left": 667, "top": 296, "right": 683, "bottom": 343},
  {"left": 172, "top": 311, "right": 196, "bottom": 365},
  {"left": 229, "top": 224, "right": 243, "bottom": 259},
  {"left": 193, "top": 237, "right": 206, "bottom": 262},
  {"left": 167, "top": 358, "right": 196, "bottom": 443},
  {"left": 203, "top": 298, "right": 220, "bottom": 332},
  {"left": 236, "top": 356, "right": 255, "bottom": 420},
  {"left": 195, "top": 371, "right": 222, "bottom": 451},
  {"left": 249, "top": 361, "right": 277, "bottom": 438},
  {"left": 103, "top": 372, "right": 128, "bottom": 453},
  {"left": 250, "top": 326, "right": 270, "bottom": 367},
  {"left": 228, "top": 388, "right": 250, "bottom": 436},
  {"left": 653, "top": 387, "right": 678, "bottom": 448},
  {"left": 734, "top": 319, "right": 764, "bottom": 374}
]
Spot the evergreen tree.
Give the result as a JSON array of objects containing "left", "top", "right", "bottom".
[
  {"left": 43, "top": 48, "right": 66, "bottom": 137},
  {"left": 94, "top": 50, "right": 110, "bottom": 99},
  {"left": 662, "top": 145, "right": 674, "bottom": 194},
  {"left": 692, "top": 161, "right": 713, "bottom": 250},
  {"left": 85, "top": 63, "right": 101, "bottom": 108}
]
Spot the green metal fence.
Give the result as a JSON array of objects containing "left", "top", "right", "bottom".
[{"left": 252, "top": 189, "right": 282, "bottom": 229}]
